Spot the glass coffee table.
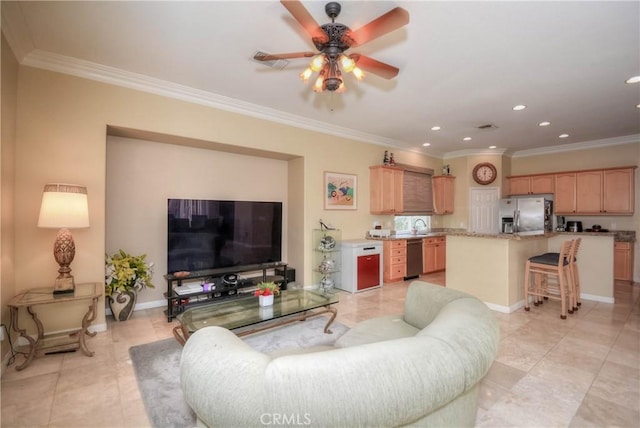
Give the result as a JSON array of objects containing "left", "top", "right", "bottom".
[{"left": 173, "top": 289, "right": 339, "bottom": 345}]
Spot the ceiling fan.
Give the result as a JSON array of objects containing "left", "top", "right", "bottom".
[{"left": 254, "top": 0, "right": 409, "bottom": 93}]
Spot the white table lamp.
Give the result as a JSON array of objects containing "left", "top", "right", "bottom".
[{"left": 37, "top": 183, "right": 90, "bottom": 294}]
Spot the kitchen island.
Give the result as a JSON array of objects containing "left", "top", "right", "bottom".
[{"left": 445, "top": 232, "right": 615, "bottom": 312}]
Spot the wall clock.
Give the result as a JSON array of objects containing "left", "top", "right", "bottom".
[{"left": 472, "top": 162, "right": 497, "bottom": 185}]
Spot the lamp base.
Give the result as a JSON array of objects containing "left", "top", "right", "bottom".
[{"left": 53, "top": 276, "right": 75, "bottom": 295}]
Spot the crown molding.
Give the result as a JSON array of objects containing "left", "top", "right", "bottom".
[
  {"left": 509, "top": 134, "right": 640, "bottom": 158},
  {"left": 1, "top": 2, "right": 33, "bottom": 62},
  {"left": 20, "top": 49, "right": 406, "bottom": 148},
  {"left": 442, "top": 148, "right": 508, "bottom": 160}
]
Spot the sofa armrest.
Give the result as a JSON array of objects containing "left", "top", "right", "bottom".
[
  {"left": 180, "top": 326, "right": 271, "bottom": 427},
  {"left": 404, "top": 281, "right": 468, "bottom": 329}
]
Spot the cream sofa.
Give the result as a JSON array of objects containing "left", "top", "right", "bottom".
[{"left": 180, "top": 281, "right": 499, "bottom": 427}]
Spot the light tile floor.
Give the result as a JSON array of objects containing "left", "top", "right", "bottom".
[{"left": 1, "top": 273, "right": 638, "bottom": 427}]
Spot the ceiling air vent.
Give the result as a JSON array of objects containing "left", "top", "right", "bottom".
[
  {"left": 477, "top": 124, "right": 499, "bottom": 130},
  {"left": 252, "top": 51, "right": 289, "bottom": 70}
]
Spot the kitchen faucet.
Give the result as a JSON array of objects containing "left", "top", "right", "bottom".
[{"left": 412, "top": 219, "right": 428, "bottom": 234}]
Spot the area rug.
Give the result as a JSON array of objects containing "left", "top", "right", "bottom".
[{"left": 129, "top": 316, "right": 349, "bottom": 428}]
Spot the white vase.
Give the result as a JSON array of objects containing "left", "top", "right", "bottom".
[{"left": 258, "top": 294, "right": 274, "bottom": 307}]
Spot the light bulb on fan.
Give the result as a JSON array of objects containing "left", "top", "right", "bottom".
[
  {"left": 310, "top": 55, "right": 325, "bottom": 72},
  {"left": 339, "top": 54, "right": 356, "bottom": 73},
  {"left": 352, "top": 67, "right": 365, "bottom": 80},
  {"left": 300, "top": 68, "right": 313, "bottom": 82}
]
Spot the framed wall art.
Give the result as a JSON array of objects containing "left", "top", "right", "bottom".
[{"left": 324, "top": 171, "right": 357, "bottom": 210}]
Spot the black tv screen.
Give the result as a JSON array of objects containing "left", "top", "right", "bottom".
[{"left": 167, "top": 199, "right": 283, "bottom": 274}]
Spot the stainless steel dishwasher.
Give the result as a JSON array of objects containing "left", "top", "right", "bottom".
[{"left": 405, "top": 238, "right": 423, "bottom": 280}]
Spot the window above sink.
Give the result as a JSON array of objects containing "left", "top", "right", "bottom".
[{"left": 395, "top": 215, "right": 431, "bottom": 235}]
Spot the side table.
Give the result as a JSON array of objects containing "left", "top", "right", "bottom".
[{"left": 8, "top": 282, "right": 101, "bottom": 370}]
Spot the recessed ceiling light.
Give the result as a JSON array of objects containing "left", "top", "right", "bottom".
[
  {"left": 513, "top": 105, "right": 527, "bottom": 111},
  {"left": 636, "top": 103, "right": 640, "bottom": 109},
  {"left": 463, "top": 137, "right": 472, "bottom": 141},
  {"left": 625, "top": 76, "right": 640, "bottom": 84},
  {"left": 422, "top": 142, "right": 431, "bottom": 147},
  {"left": 431, "top": 126, "right": 441, "bottom": 131},
  {"left": 489, "top": 145, "right": 497, "bottom": 149},
  {"left": 538, "top": 121, "right": 551, "bottom": 127},
  {"left": 559, "top": 133, "right": 569, "bottom": 138}
]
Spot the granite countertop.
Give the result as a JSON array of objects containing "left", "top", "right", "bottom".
[
  {"left": 367, "top": 229, "right": 635, "bottom": 242},
  {"left": 557, "top": 230, "right": 636, "bottom": 242}
]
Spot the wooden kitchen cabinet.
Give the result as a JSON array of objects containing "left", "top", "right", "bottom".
[
  {"left": 603, "top": 168, "right": 635, "bottom": 214},
  {"left": 370, "top": 166, "right": 404, "bottom": 214},
  {"left": 433, "top": 175, "right": 455, "bottom": 214},
  {"left": 614, "top": 241, "right": 634, "bottom": 282},
  {"left": 383, "top": 240, "right": 406, "bottom": 283},
  {"left": 557, "top": 167, "right": 635, "bottom": 215},
  {"left": 554, "top": 173, "right": 577, "bottom": 214},
  {"left": 422, "top": 237, "right": 446, "bottom": 274},
  {"left": 508, "top": 174, "right": 554, "bottom": 195},
  {"left": 576, "top": 170, "right": 604, "bottom": 213}
]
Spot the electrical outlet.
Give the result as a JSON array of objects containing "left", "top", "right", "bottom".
[{"left": 0, "top": 324, "right": 5, "bottom": 342}]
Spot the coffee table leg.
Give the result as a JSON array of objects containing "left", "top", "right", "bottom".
[
  {"left": 173, "top": 325, "right": 187, "bottom": 346},
  {"left": 324, "top": 307, "right": 337, "bottom": 334}
]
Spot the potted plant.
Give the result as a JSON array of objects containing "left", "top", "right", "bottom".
[
  {"left": 253, "top": 281, "right": 280, "bottom": 307},
  {"left": 105, "top": 250, "right": 154, "bottom": 321}
]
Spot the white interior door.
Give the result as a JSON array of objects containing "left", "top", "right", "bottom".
[{"left": 469, "top": 188, "right": 501, "bottom": 233}]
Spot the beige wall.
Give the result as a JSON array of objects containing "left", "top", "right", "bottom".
[
  {"left": 106, "top": 136, "right": 291, "bottom": 305},
  {"left": 9, "top": 64, "right": 442, "bottom": 331},
  {"left": 1, "top": 34, "right": 18, "bottom": 366}
]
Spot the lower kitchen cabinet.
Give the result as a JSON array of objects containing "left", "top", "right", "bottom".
[
  {"left": 614, "top": 241, "right": 634, "bottom": 282},
  {"left": 383, "top": 240, "right": 406, "bottom": 283},
  {"left": 423, "top": 237, "right": 446, "bottom": 273}
]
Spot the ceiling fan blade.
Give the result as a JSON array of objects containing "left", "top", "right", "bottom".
[
  {"left": 280, "top": 0, "right": 329, "bottom": 44},
  {"left": 254, "top": 51, "right": 316, "bottom": 61},
  {"left": 344, "top": 7, "right": 409, "bottom": 48},
  {"left": 350, "top": 54, "right": 399, "bottom": 80}
]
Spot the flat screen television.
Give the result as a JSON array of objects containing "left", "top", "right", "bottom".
[{"left": 167, "top": 199, "right": 283, "bottom": 274}]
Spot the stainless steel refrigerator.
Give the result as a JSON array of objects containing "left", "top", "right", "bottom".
[{"left": 499, "top": 196, "right": 553, "bottom": 235}]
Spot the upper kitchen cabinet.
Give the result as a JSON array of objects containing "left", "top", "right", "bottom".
[
  {"left": 370, "top": 165, "right": 403, "bottom": 214},
  {"left": 433, "top": 175, "right": 455, "bottom": 214},
  {"left": 575, "top": 170, "right": 604, "bottom": 213},
  {"left": 508, "top": 174, "right": 554, "bottom": 195},
  {"left": 555, "top": 167, "right": 635, "bottom": 215},
  {"left": 554, "top": 173, "right": 577, "bottom": 213},
  {"left": 603, "top": 168, "right": 635, "bottom": 214}
]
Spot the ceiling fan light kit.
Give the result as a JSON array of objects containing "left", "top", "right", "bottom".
[{"left": 255, "top": 0, "right": 409, "bottom": 93}]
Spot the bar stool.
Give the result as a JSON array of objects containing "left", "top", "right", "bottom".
[
  {"left": 569, "top": 238, "right": 582, "bottom": 311},
  {"left": 523, "top": 239, "right": 574, "bottom": 319}
]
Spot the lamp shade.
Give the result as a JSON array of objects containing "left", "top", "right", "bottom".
[{"left": 37, "top": 184, "right": 90, "bottom": 229}]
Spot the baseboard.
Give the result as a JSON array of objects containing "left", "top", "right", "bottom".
[
  {"left": 483, "top": 301, "right": 518, "bottom": 314},
  {"left": 580, "top": 293, "right": 615, "bottom": 304},
  {"left": 105, "top": 298, "right": 167, "bottom": 316},
  {"left": 486, "top": 292, "right": 615, "bottom": 314}
]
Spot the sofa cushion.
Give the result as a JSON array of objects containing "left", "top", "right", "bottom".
[{"left": 333, "top": 314, "right": 420, "bottom": 348}]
